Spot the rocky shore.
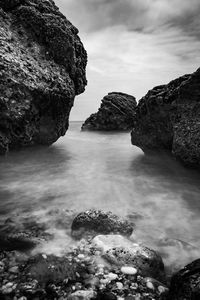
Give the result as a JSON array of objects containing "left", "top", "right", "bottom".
[
  {"left": 0, "top": 208, "right": 199, "bottom": 300},
  {"left": 82, "top": 93, "right": 137, "bottom": 131},
  {"left": 0, "top": 0, "right": 87, "bottom": 154}
]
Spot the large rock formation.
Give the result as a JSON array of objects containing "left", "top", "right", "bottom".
[
  {"left": 82, "top": 92, "right": 137, "bottom": 131},
  {"left": 131, "top": 68, "right": 200, "bottom": 167},
  {"left": 0, "top": 0, "right": 87, "bottom": 153}
]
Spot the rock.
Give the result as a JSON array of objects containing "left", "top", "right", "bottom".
[
  {"left": 82, "top": 92, "right": 136, "bottom": 131},
  {"left": 0, "top": 232, "right": 39, "bottom": 251},
  {"left": 71, "top": 210, "right": 134, "bottom": 238},
  {"left": 121, "top": 266, "right": 137, "bottom": 275},
  {"left": 92, "top": 235, "right": 165, "bottom": 282},
  {"left": 131, "top": 68, "right": 200, "bottom": 167},
  {"left": 0, "top": 0, "right": 87, "bottom": 154},
  {"left": 167, "top": 259, "right": 200, "bottom": 300},
  {"left": 68, "top": 290, "right": 96, "bottom": 300}
]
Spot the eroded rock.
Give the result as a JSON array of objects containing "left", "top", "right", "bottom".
[
  {"left": 167, "top": 259, "right": 200, "bottom": 300},
  {"left": 71, "top": 210, "right": 134, "bottom": 238},
  {"left": 82, "top": 92, "right": 136, "bottom": 131},
  {"left": 131, "top": 68, "right": 200, "bottom": 167},
  {"left": 0, "top": 0, "right": 87, "bottom": 153}
]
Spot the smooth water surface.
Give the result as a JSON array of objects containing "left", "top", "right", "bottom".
[{"left": 0, "top": 121, "right": 200, "bottom": 272}]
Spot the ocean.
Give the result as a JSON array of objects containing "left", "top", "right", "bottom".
[{"left": 0, "top": 121, "right": 200, "bottom": 274}]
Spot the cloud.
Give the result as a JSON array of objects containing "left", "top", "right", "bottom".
[
  {"left": 55, "top": 0, "right": 200, "bottom": 120},
  {"left": 56, "top": 0, "right": 200, "bottom": 36}
]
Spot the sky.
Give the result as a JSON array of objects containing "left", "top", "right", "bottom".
[{"left": 55, "top": 0, "right": 200, "bottom": 121}]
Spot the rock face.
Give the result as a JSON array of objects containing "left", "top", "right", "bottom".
[
  {"left": 71, "top": 210, "right": 134, "bottom": 238},
  {"left": 0, "top": 0, "right": 87, "bottom": 153},
  {"left": 131, "top": 68, "right": 200, "bottom": 167},
  {"left": 82, "top": 92, "right": 137, "bottom": 131},
  {"left": 167, "top": 259, "right": 200, "bottom": 299}
]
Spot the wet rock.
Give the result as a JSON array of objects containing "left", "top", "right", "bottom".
[
  {"left": 82, "top": 92, "right": 136, "bottom": 131},
  {"left": 68, "top": 290, "right": 96, "bottom": 300},
  {"left": 0, "top": 0, "right": 87, "bottom": 154},
  {"left": 0, "top": 232, "right": 39, "bottom": 251},
  {"left": 92, "top": 235, "right": 165, "bottom": 282},
  {"left": 167, "top": 259, "right": 200, "bottom": 300},
  {"left": 71, "top": 210, "right": 134, "bottom": 238},
  {"left": 131, "top": 68, "right": 200, "bottom": 168}
]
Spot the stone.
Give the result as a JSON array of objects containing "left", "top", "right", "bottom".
[
  {"left": 121, "top": 266, "right": 137, "bottom": 275},
  {"left": 167, "top": 259, "right": 200, "bottom": 300},
  {"left": 0, "top": 0, "right": 87, "bottom": 154},
  {"left": 68, "top": 290, "right": 96, "bottom": 300},
  {"left": 92, "top": 235, "right": 165, "bottom": 282},
  {"left": 131, "top": 68, "right": 200, "bottom": 168},
  {"left": 82, "top": 92, "right": 136, "bottom": 131},
  {"left": 0, "top": 232, "right": 39, "bottom": 251},
  {"left": 71, "top": 210, "right": 134, "bottom": 238}
]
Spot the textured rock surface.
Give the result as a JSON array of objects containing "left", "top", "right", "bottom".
[
  {"left": 82, "top": 92, "right": 137, "bottom": 131},
  {"left": 167, "top": 259, "right": 200, "bottom": 300},
  {"left": 71, "top": 210, "right": 134, "bottom": 238},
  {"left": 0, "top": 0, "right": 87, "bottom": 153},
  {"left": 92, "top": 235, "right": 165, "bottom": 282},
  {"left": 131, "top": 68, "right": 200, "bottom": 167}
]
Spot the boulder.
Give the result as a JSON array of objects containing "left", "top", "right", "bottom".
[
  {"left": 82, "top": 92, "right": 136, "bottom": 131},
  {"left": 0, "top": 0, "right": 87, "bottom": 153},
  {"left": 167, "top": 259, "right": 200, "bottom": 300},
  {"left": 131, "top": 68, "right": 200, "bottom": 167},
  {"left": 71, "top": 210, "right": 134, "bottom": 238},
  {"left": 92, "top": 235, "right": 165, "bottom": 282}
]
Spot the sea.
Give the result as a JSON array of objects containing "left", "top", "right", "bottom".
[{"left": 0, "top": 121, "right": 200, "bottom": 274}]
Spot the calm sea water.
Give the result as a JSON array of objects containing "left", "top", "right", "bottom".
[{"left": 0, "top": 121, "right": 200, "bottom": 273}]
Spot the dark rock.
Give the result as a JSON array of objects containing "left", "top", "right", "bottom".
[
  {"left": 71, "top": 210, "right": 134, "bottom": 238},
  {"left": 0, "top": 232, "right": 39, "bottom": 251},
  {"left": 82, "top": 92, "right": 136, "bottom": 131},
  {"left": 167, "top": 259, "right": 200, "bottom": 300},
  {"left": 131, "top": 68, "right": 200, "bottom": 167},
  {"left": 0, "top": 0, "right": 87, "bottom": 153}
]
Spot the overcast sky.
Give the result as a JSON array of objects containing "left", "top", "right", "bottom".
[{"left": 55, "top": 0, "right": 200, "bottom": 121}]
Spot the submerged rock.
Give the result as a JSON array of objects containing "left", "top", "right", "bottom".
[
  {"left": 131, "top": 68, "right": 200, "bottom": 167},
  {"left": 71, "top": 210, "right": 134, "bottom": 238},
  {"left": 167, "top": 259, "right": 200, "bottom": 300},
  {"left": 82, "top": 92, "right": 137, "bottom": 131},
  {"left": 0, "top": 0, "right": 87, "bottom": 153}
]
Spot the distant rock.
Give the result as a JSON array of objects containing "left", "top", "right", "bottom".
[
  {"left": 71, "top": 210, "right": 134, "bottom": 238},
  {"left": 131, "top": 68, "right": 200, "bottom": 167},
  {"left": 82, "top": 92, "right": 137, "bottom": 131},
  {"left": 167, "top": 259, "right": 200, "bottom": 299},
  {"left": 0, "top": 0, "right": 87, "bottom": 154}
]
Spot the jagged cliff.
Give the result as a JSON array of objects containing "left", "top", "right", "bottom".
[
  {"left": 0, "top": 0, "right": 87, "bottom": 153},
  {"left": 131, "top": 68, "right": 200, "bottom": 167},
  {"left": 82, "top": 92, "right": 137, "bottom": 131}
]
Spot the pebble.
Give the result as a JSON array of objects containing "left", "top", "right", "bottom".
[
  {"left": 77, "top": 254, "right": 85, "bottom": 260},
  {"left": 146, "top": 281, "right": 154, "bottom": 290},
  {"left": 116, "top": 282, "right": 123, "bottom": 289},
  {"left": 158, "top": 285, "right": 168, "bottom": 294},
  {"left": 120, "top": 266, "right": 137, "bottom": 275},
  {"left": 106, "top": 272, "right": 118, "bottom": 281},
  {"left": 9, "top": 266, "right": 19, "bottom": 274}
]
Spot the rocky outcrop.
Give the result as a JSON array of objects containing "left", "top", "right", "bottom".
[
  {"left": 131, "top": 68, "right": 200, "bottom": 167},
  {"left": 0, "top": 0, "right": 87, "bottom": 153},
  {"left": 82, "top": 92, "right": 137, "bottom": 131},
  {"left": 71, "top": 210, "right": 134, "bottom": 238},
  {"left": 167, "top": 259, "right": 200, "bottom": 299}
]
